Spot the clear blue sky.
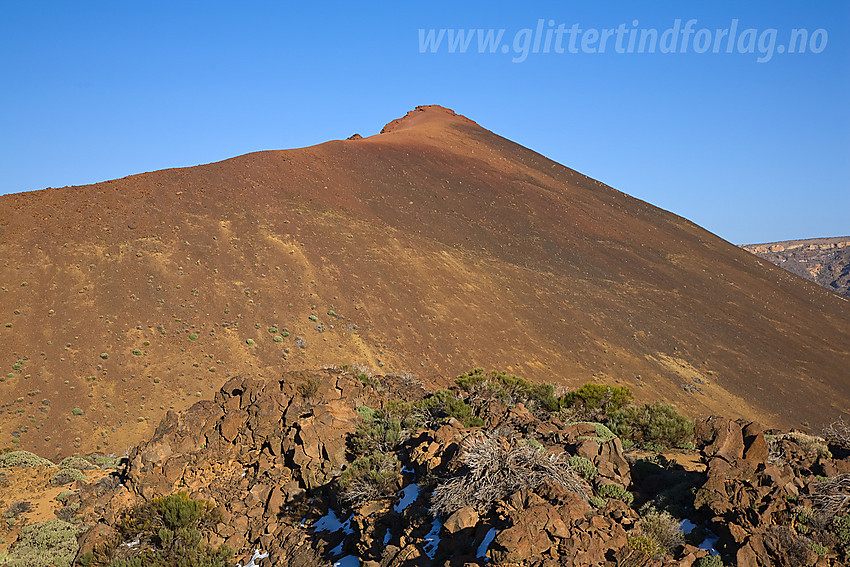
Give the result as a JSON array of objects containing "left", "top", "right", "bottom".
[{"left": 1, "top": 1, "right": 847, "bottom": 244}]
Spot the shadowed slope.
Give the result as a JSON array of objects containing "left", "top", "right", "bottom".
[{"left": 0, "top": 105, "right": 848, "bottom": 457}]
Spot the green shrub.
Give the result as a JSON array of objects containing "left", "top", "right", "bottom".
[
  {"left": 0, "top": 451, "right": 56, "bottom": 469},
  {"left": 132, "top": 349, "right": 143, "bottom": 356},
  {"left": 350, "top": 402, "right": 418, "bottom": 457},
  {"left": 590, "top": 496, "right": 607, "bottom": 508},
  {"left": 455, "top": 368, "right": 560, "bottom": 412},
  {"left": 102, "top": 492, "right": 231, "bottom": 567},
  {"left": 697, "top": 555, "right": 724, "bottom": 567},
  {"left": 268, "top": 326, "right": 278, "bottom": 334},
  {"left": 609, "top": 402, "right": 695, "bottom": 450},
  {"left": 339, "top": 453, "right": 401, "bottom": 505},
  {"left": 188, "top": 333, "right": 199, "bottom": 341},
  {"left": 49, "top": 468, "right": 87, "bottom": 486},
  {"left": 71, "top": 408, "right": 84, "bottom": 416},
  {"left": 355, "top": 406, "right": 376, "bottom": 421},
  {"left": 417, "top": 389, "right": 483, "bottom": 427},
  {"left": 11, "top": 361, "right": 23, "bottom": 371},
  {"left": 569, "top": 456, "right": 598, "bottom": 481},
  {"left": 59, "top": 456, "right": 96, "bottom": 470},
  {"left": 99, "top": 353, "right": 109, "bottom": 360},
  {"left": 2, "top": 519, "right": 82, "bottom": 567},
  {"left": 627, "top": 535, "right": 664, "bottom": 559},
  {"left": 834, "top": 514, "right": 850, "bottom": 554},
  {"left": 245, "top": 338, "right": 255, "bottom": 346},
  {"left": 635, "top": 508, "right": 684, "bottom": 557},
  {"left": 575, "top": 422, "right": 618, "bottom": 443},
  {"left": 308, "top": 315, "right": 318, "bottom": 322},
  {"left": 597, "top": 484, "right": 634, "bottom": 505},
  {"left": 809, "top": 542, "right": 829, "bottom": 555},
  {"left": 273, "top": 335, "right": 283, "bottom": 343},
  {"left": 562, "top": 383, "right": 633, "bottom": 415}
]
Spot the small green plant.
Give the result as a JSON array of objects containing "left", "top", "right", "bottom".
[
  {"left": 809, "top": 542, "right": 829, "bottom": 556},
  {"left": 0, "top": 451, "right": 56, "bottom": 468},
  {"left": 597, "top": 483, "right": 634, "bottom": 505},
  {"left": 590, "top": 496, "right": 607, "bottom": 508},
  {"left": 102, "top": 492, "right": 232, "bottom": 567},
  {"left": 268, "top": 326, "right": 278, "bottom": 334},
  {"left": 132, "top": 349, "right": 143, "bottom": 356},
  {"left": 697, "top": 555, "right": 724, "bottom": 567},
  {"left": 308, "top": 314, "right": 318, "bottom": 322},
  {"left": 273, "top": 335, "right": 283, "bottom": 342},
  {"left": 1, "top": 519, "right": 82, "bottom": 567},
  {"left": 99, "top": 352, "right": 109, "bottom": 360},
  {"left": 11, "top": 361, "right": 23, "bottom": 371},
  {"left": 281, "top": 330, "right": 290, "bottom": 338},
  {"left": 327, "top": 310, "right": 336, "bottom": 316},
  {"left": 49, "top": 468, "right": 87, "bottom": 486},
  {"left": 188, "top": 333, "right": 199, "bottom": 341},
  {"left": 339, "top": 453, "right": 401, "bottom": 505},
  {"left": 245, "top": 338, "right": 255, "bottom": 346},
  {"left": 417, "top": 389, "right": 483, "bottom": 427},
  {"left": 59, "top": 456, "right": 96, "bottom": 470},
  {"left": 627, "top": 535, "right": 664, "bottom": 559},
  {"left": 71, "top": 407, "right": 84, "bottom": 416},
  {"left": 569, "top": 456, "right": 598, "bottom": 481},
  {"left": 562, "top": 383, "right": 633, "bottom": 416},
  {"left": 609, "top": 402, "right": 695, "bottom": 450},
  {"left": 455, "top": 368, "right": 560, "bottom": 412}
]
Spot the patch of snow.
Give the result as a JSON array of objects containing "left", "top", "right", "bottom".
[
  {"left": 477, "top": 528, "right": 498, "bottom": 560},
  {"left": 423, "top": 518, "right": 442, "bottom": 559},
  {"left": 314, "top": 509, "right": 354, "bottom": 535},
  {"left": 394, "top": 484, "right": 420, "bottom": 513},
  {"left": 236, "top": 549, "right": 269, "bottom": 567},
  {"left": 332, "top": 556, "right": 360, "bottom": 567},
  {"left": 699, "top": 530, "right": 720, "bottom": 556},
  {"left": 679, "top": 519, "right": 697, "bottom": 535},
  {"left": 314, "top": 509, "right": 345, "bottom": 533},
  {"left": 383, "top": 529, "right": 391, "bottom": 545}
]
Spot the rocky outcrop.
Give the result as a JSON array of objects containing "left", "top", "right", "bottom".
[{"left": 742, "top": 237, "right": 850, "bottom": 298}]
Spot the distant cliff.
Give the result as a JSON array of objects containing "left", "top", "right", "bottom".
[{"left": 742, "top": 237, "right": 850, "bottom": 298}]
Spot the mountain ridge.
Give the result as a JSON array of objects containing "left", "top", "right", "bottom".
[{"left": 0, "top": 106, "right": 848, "bottom": 459}]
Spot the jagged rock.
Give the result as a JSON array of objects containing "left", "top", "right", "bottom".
[{"left": 443, "top": 506, "right": 478, "bottom": 534}]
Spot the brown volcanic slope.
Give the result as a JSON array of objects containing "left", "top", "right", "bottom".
[
  {"left": 742, "top": 237, "right": 850, "bottom": 299},
  {"left": 1, "top": 105, "right": 848, "bottom": 458}
]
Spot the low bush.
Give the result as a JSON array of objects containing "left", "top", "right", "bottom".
[
  {"left": 609, "top": 402, "right": 694, "bottom": 450},
  {"left": 417, "top": 389, "right": 483, "bottom": 427},
  {"left": 568, "top": 456, "right": 597, "bottom": 481},
  {"left": 597, "top": 483, "right": 634, "bottom": 505},
  {"left": 635, "top": 508, "right": 684, "bottom": 556},
  {"left": 59, "top": 456, "right": 97, "bottom": 470},
  {"left": 101, "top": 492, "right": 231, "bottom": 567},
  {"left": 296, "top": 376, "right": 320, "bottom": 399},
  {"left": 0, "top": 450, "right": 56, "bottom": 469},
  {"left": 2, "top": 519, "right": 82, "bottom": 567},
  {"left": 561, "top": 383, "right": 633, "bottom": 420},
  {"left": 431, "top": 433, "right": 588, "bottom": 518},
  {"left": 338, "top": 453, "right": 401, "bottom": 506},
  {"left": 49, "top": 468, "right": 88, "bottom": 486},
  {"left": 697, "top": 555, "right": 724, "bottom": 567},
  {"left": 575, "top": 421, "right": 617, "bottom": 443},
  {"left": 813, "top": 473, "right": 850, "bottom": 519},
  {"left": 455, "top": 368, "right": 559, "bottom": 413},
  {"left": 350, "top": 402, "right": 419, "bottom": 457}
]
